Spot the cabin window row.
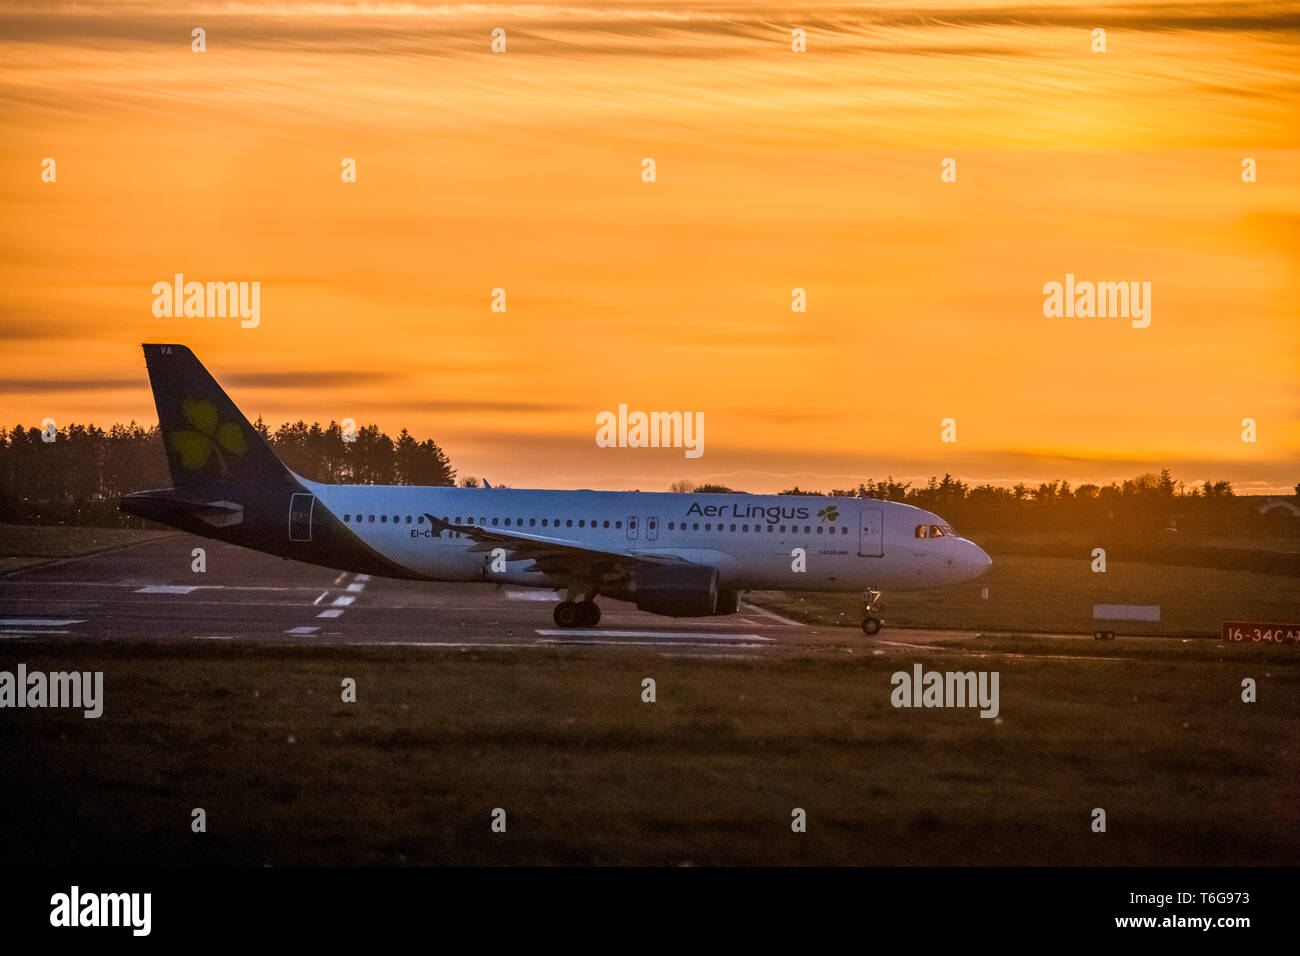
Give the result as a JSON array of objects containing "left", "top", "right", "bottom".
[{"left": 340, "top": 513, "right": 851, "bottom": 536}]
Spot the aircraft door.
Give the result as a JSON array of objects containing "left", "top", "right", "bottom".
[
  {"left": 289, "top": 493, "right": 315, "bottom": 542},
  {"left": 858, "top": 507, "right": 883, "bottom": 557},
  {"left": 626, "top": 516, "right": 638, "bottom": 540},
  {"left": 646, "top": 516, "right": 659, "bottom": 541}
]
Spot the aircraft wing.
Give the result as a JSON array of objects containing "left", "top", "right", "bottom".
[{"left": 421, "top": 513, "right": 694, "bottom": 578}]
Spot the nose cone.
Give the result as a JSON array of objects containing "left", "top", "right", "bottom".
[{"left": 962, "top": 540, "right": 993, "bottom": 582}]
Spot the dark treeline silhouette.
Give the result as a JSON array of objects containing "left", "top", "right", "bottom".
[{"left": 0, "top": 418, "right": 455, "bottom": 527}]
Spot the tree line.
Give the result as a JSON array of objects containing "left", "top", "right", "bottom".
[
  {"left": 0, "top": 418, "right": 455, "bottom": 526},
  {"left": 2, "top": 419, "right": 1293, "bottom": 537}
]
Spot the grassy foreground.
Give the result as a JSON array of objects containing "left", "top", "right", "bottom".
[{"left": 0, "top": 637, "right": 1295, "bottom": 866}]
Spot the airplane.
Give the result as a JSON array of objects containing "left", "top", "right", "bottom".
[{"left": 120, "top": 344, "right": 991, "bottom": 634}]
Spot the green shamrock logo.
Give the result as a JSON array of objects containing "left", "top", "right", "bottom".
[
  {"left": 168, "top": 398, "right": 247, "bottom": 475},
  {"left": 817, "top": 504, "right": 840, "bottom": 523}
]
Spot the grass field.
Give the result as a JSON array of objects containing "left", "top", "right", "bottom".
[
  {"left": 0, "top": 524, "right": 174, "bottom": 573},
  {"left": 747, "top": 555, "right": 1300, "bottom": 637},
  {"left": 0, "top": 637, "right": 1295, "bottom": 866}
]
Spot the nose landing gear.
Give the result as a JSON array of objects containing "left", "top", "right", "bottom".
[{"left": 861, "top": 589, "right": 884, "bottom": 636}]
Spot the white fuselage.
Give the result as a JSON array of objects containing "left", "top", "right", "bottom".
[{"left": 302, "top": 482, "right": 991, "bottom": 592}]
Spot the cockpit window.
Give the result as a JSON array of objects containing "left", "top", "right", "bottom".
[
  {"left": 915, "top": 524, "right": 928, "bottom": 538},
  {"left": 930, "top": 525, "right": 944, "bottom": 537}
]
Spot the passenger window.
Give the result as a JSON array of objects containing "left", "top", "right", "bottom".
[
  {"left": 504, "top": 518, "right": 511, "bottom": 527},
  {"left": 381, "top": 515, "right": 387, "bottom": 523},
  {"left": 491, "top": 518, "right": 499, "bottom": 526},
  {"left": 742, "top": 524, "right": 749, "bottom": 532},
  {"left": 768, "top": 525, "right": 774, "bottom": 533},
  {"left": 615, "top": 521, "right": 622, "bottom": 529},
  {"left": 603, "top": 520, "right": 610, "bottom": 528},
  {"left": 406, "top": 515, "right": 412, "bottom": 524},
  {"left": 816, "top": 526, "right": 823, "bottom": 534},
  {"left": 730, "top": 524, "right": 736, "bottom": 532},
  {"left": 530, "top": 518, "right": 536, "bottom": 527},
  {"left": 566, "top": 519, "right": 573, "bottom": 527},
  {"left": 668, "top": 522, "right": 675, "bottom": 530},
  {"left": 578, "top": 520, "right": 585, "bottom": 528},
  {"left": 344, "top": 514, "right": 350, "bottom": 522},
  {"left": 692, "top": 523, "right": 699, "bottom": 531},
  {"left": 705, "top": 523, "right": 711, "bottom": 531}
]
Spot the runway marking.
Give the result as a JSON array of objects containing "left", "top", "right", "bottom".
[
  {"left": 0, "top": 618, "right": 86, "bottom": 627},
  {"left": 135, "top": 585, "right": 197, "bottom": 594},
  {"left": 344, "top": 641, "right": 541, "bottom": 649},
  {"left": 504, "top": 589, "right": 561, "bottom": 601},
  {"left": 333, "top": 572, "right": 348, "bottom": 586},
  {"left": 192, "top": 635, "right": 236, "bottom": 640},
  {"left": 742, "top": 603, "right": 805, "bottom": 627},
  {"left": 312, "top": 591, "right": 329, "bottom": 606},
  {"left": 354, "top": 574, "right": 371, "bottom": 582},
  {"left": 1, "top": 629, "right": 73, "bottom": 636},
  {"left": 539, "top": 639, "right": 769, "bottom": 649},
  {"left": 318, "top": 609, "right": 345, "bottom": 619},
  {"left": 346, "top": 583, "right": 365, "bottom": 593},
  {"left": 332, "top": 595, "right": 355, "bottom": 607},
  {"left": 286, "top": 626, "right": 321, "bottom": 636},
  {"left": 537, "top": 629, "right": 772, "bottom": 642}
]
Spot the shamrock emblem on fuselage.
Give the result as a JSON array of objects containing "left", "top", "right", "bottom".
[
  {"left": 817, "top": 504, "right": 840, "bottom": 523},
  {"left": 168, "top": 398, "right": 248, "bottom": 475}
]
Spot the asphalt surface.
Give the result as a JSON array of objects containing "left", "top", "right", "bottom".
[{"left": 0, "top": 532, "right": 931, "bottom": 653}]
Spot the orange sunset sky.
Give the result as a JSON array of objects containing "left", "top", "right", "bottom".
[{"left": 2, "top": 1, "right": 1297, "bottom": 493}]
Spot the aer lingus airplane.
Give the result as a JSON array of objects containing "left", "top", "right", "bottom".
[{"left": 121, "top": 344, "right": 991, "bottom": 633}]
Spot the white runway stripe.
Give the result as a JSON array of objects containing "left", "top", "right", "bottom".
[
  {"left": 0, "top": 618, "right": 86, "bottom": 626},
  {"left": 317, "top": 609, "right": 345, "bottom": 618},
  {"left": 539, "top": 639, "right": 768, "bottom": 649},
  {"left": 286, "top": 626, "right": 321, "bottom": 635},
  {"left": 537, "top": 629, "right": 772, "bottom": 641},
  {"left": 135, "top": 585, "right": 197, "bottom": 594},
  {"left": 1, "top": 629, "right": 73, "bottom": 636},
  {"left": 331, "top": 595, "right": 355, "bottom": 607},
  {"left": 742, "top": 603, "right": 805, "bottom": 627},
  {"left": 504, "top": 589, "right": 561, "bottom": 601}
]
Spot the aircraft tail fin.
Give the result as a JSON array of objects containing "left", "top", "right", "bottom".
[{"left": 140, "top": 343, "right": 296, "bottom": 494}]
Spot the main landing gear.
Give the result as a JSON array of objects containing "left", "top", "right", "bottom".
[
  {"left": 554, "top": 600, "right": 601, "bottom": 628},
  {"left": 861, "top": 589, "right": 884, "bottom": 636}
]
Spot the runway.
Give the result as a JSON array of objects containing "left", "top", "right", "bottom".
[{"left": 0, "top": 532, "right": 907, "bottom": 653}]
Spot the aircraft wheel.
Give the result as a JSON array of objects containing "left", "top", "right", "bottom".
[
  {"left": 862, "top": 616, "right": 883, "bottom": 636},
  {"left": 578, "top": 601, "right": 601, "bottom": 627},
  {"left": 554, "top": 602, "right": 581, "bottom": 627}
]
